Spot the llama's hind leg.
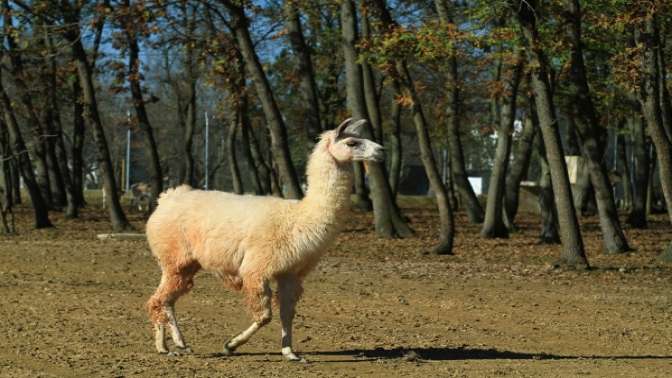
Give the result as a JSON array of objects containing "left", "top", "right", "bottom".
[
  {"left": 277, "top": 275, "right": 304, "bottom": 362},
  {"left": 146, "top": 262, "right": 200, "bottom": 354},
  {"left": 223, "top": 279, "right": 272, "bottom": 355}
]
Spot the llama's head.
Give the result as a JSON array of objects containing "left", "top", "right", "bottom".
[{"left": 326, "top": 118, "right": 384, "bottom": 164}]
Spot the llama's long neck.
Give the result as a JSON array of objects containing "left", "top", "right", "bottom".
[{"left": 296, "top": 137, "right": 353, "bottom": 229}]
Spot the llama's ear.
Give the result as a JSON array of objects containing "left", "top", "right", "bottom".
[
  {"left": 334, "top": 117, "right": 353, "bottom": 139},
  {"left": 344, "top": 119, "right": 367, "bottom": 137}
]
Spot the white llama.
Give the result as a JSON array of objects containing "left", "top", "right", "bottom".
[{"left": 145, "top": 118, "right": 382, "bottom": 361}]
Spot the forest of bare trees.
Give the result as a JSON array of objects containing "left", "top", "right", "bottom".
[{"left": 0, "top": 0, "right": 671, "bottom": 266}]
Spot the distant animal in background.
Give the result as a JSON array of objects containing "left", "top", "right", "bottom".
[
  {"left": 130, "top": 182, "right": 153, "bottom": 213},
  {"left": 145, "top": 118, "right": 383, "bottom": 361}
]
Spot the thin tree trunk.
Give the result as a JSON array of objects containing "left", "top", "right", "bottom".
[
  {"left": 628, "top": 115, "right": 649, "bottom": 227},
  {"left": 388, "top": 91, "right": 403, "bottom": 196},
  {"left": 182, "top": 5, "right": 197, "bottom": 187},
  {"left": 513, "top": 0, "right": 588, "bottom": 268},
  {"left": 9, "top": 160, "right": 19, "bottom": 204},
  {"left": 636, "top": 14, "right": 672, "bottom": 228},
  {"left": 536, "top": 132, "right": 560, "bottom": 244},
  {"left": 248, "top": 125, "right": 272, "bottom": 195},
  {"left": 71, "top": 77, "right": 86, "bottom": 208},
  {"left": 43, "top": 24, "right": 76, "bottom": 217},
  {"left": 397, "top": 60, "right": 454, "bottom": 254},
  {"left": 361, "top": 13, "right": 383, "bottom": 143},
  {"left": 343, "top": 0, "right": 412, "bottom": 238},
  {"left": 0, "top": 69, "right": 52, "bottom": 228},
  {"left": 284, "top": 1, "right": 322, "bottom": 145},
  {"left": 3, "top": 3, "right": 52, "bottom": 208},
  {"left": 124, "top": 4, "right": 163, "bottom": 208},
  {"left": 482, "top": 51, "right": 524, "bottom": 238},
  {"left": 505, "top": 103, "right": 537, "bottom": 224},
  {"left": 435, "top": 0, "right": 483, "bottom": 223},
  {"left": 223, "top": 1, "right": 303, "bottom": 199},
  {"left": 62, "top": 3, "right": 131, "bottom": 231},
  {"left": 617, "top": 120, "right": 633, "bottom": 211},
  {"left": 564, "top": 0, "right": 629, "bottom": 254},
  {"left": 238, "top": 92, "right": 263, "bottom": 195},
  {"left": 227, "top": 111, "right": 243, "bottom": 195}
]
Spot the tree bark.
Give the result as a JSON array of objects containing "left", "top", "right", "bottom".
[
  {"left": 62, "top": 2, "right": 131, "bottom": 231},
  {"left": 397, "top": 60, "right": 454, "bottom": 254},
  {"left": 435, "top": 0, "right": 483, "bottom": 224},
  {"left": 564, "top": 0, "right": 630, "bottom": 254},
  {"left": 227, "top": 110, "right": 243, "bottom": 195},
  {"left": 636, "top": 14, "right": 672, "bottom": 227},
  {"left": 181, "top": 3, "right": 197, "bottom": 187},
  {"left": 0, "top": 69, "right": 52, "bottom": 228},
  {"left": 3, "top": 3, "right": 52, "bottom": 208},
  {"left": 627, "top": 115, "right": 649, "bottom": 227},
  {"left": 123, "top": 2, "right": 163, "bottom": 208},
  {"left": 505, "top": 103, "right": 537, "bottom": 224},
  {"left": 44, "top": 24, "right": 76, "bottom": 217},
  {"left": 481, "top": 51, "right": 524, "bottom": 238},
  {"left": 617, "top": 120, "right": 633, "bottom": 211},
  {"left": 388, "top": 88, "right": 403, "bottom": 196},
  {"left": 536, "top": 132, "right": 560, "bottom": 244},
  {"left": 513, "top": 0, "right": 588, "bottom": 268},
  {"left": 223, "top": 1, "right": 303, "bottom": 199},
  {"left": 343, "top": 0, "right": 412, "bottom": 238},
  {"left": 71, "top": 77, "right": 86, "bottom": 208},
  {"left": 284, "top": 1, "right": 323, "bottom": 145}
]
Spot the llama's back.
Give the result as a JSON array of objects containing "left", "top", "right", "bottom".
[{"left": 146, "top": 186, "right": 297, "bottom": 273}]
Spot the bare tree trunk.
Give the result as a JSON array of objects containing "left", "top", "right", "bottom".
[
  {"left": 238, "top": 93, "right": 263, "bottom": 195},
  {"left": 388, "top": 90, "right": 403, "bottom": 196},
  {"left": 223, "top": 1, "right": 303, "bottom": 199},
  {"left": 71, "top": 77, "right": 86, "bottom": 208},
  {"left": 636, "top": 14, "right": 672, "bottom": 227},
  {"left": 617, "top": 120, "right": 633, "bottom": 211},
  {"left": 397, "top": 60, "right": 454, "bottom": 254},
  {"left": 3, "top": 3, "right": 52, "bottom": 208},
  {"left": 10, "top": 158, "right": 20, "bottom": 204},
  {"left": 513, "top": 0, "right": 588, "bottom": 268},
  {"left": 361, "top": 13, "right": 383, "bottom": 143},
  {"left": 343, "top": 0, "right": 412, "bottom": 238},
  {"left": 227, "top": 111, "right": 243, "bottom": 195},
  {"left": 123, "top": 4, "right": 163, "bottom": 208},
  {"left": 0, "top": 70, "right": 52, "bottom": 228},
  {"left": 181, "top": 4, "right": 197, "bottom": 187},
  {"left": 482, "top": 51, "right": 524, "bottom": 238},
  {"left": 284, "top": 1, "right": 322, "bottom": 145},
  {"left": 564, "top": 0, "right": 630, "bottom": 254},
  {"left": 628, "top": 114, "right": 649, "bottom": 228},
  {"left": 536, "top": 132, "right": 560, "bottom": 244},
  {"left": 435, "top": 0, "right": 483, "bottom": 223},
  {"left": 248, "top": 125, "right": 273, "bottom": 195},
  {"left": 505, "top": 102, "right": 537, "bottom": 224},
  {"left": 62, "top": 3, "right": 131, "bottom": 231}
]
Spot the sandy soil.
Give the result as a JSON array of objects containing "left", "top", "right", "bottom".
[{"left": 0, "top": 201, "right": 671, "bottom": 377}]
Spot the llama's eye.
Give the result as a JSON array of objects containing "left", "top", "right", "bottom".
[{"left": 346, "top": 140, "right": 359, "bottom": 147}]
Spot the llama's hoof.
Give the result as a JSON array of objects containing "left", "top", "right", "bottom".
[
  {"left": 222, "top": 342, "right": 236, "bottom": 356},
  {"left": 282, "top": 348, "right": 306, "bottom": 362},
  {"left": 167, "top": 346, "right": 192, "bottom": 357}
]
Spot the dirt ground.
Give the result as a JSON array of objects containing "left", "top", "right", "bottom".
[{"left": 1, "top": 198, "right": 671, "bottom": 377}]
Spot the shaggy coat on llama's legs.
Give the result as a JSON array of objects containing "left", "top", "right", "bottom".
[{"left": 144, "top": 118, "right": 382, "bottom": 361}]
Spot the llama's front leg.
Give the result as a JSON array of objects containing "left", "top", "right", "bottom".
[
  {"left": 223, "top": 279, "right": 272, "bottom": 355},
  {"left": 278, "top": 276, "right": 304, "bottom": 362}
]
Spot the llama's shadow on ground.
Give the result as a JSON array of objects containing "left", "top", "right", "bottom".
[
  {"left": 206, "top": 346, "right": 672, "bottom": 363},
  {"left": 305, "top": 346, "right": 672, "bottom": 363}
]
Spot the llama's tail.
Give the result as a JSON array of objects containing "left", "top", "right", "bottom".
[{"left": 157, "top": 185, "right": 193, "bottom": 206}]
